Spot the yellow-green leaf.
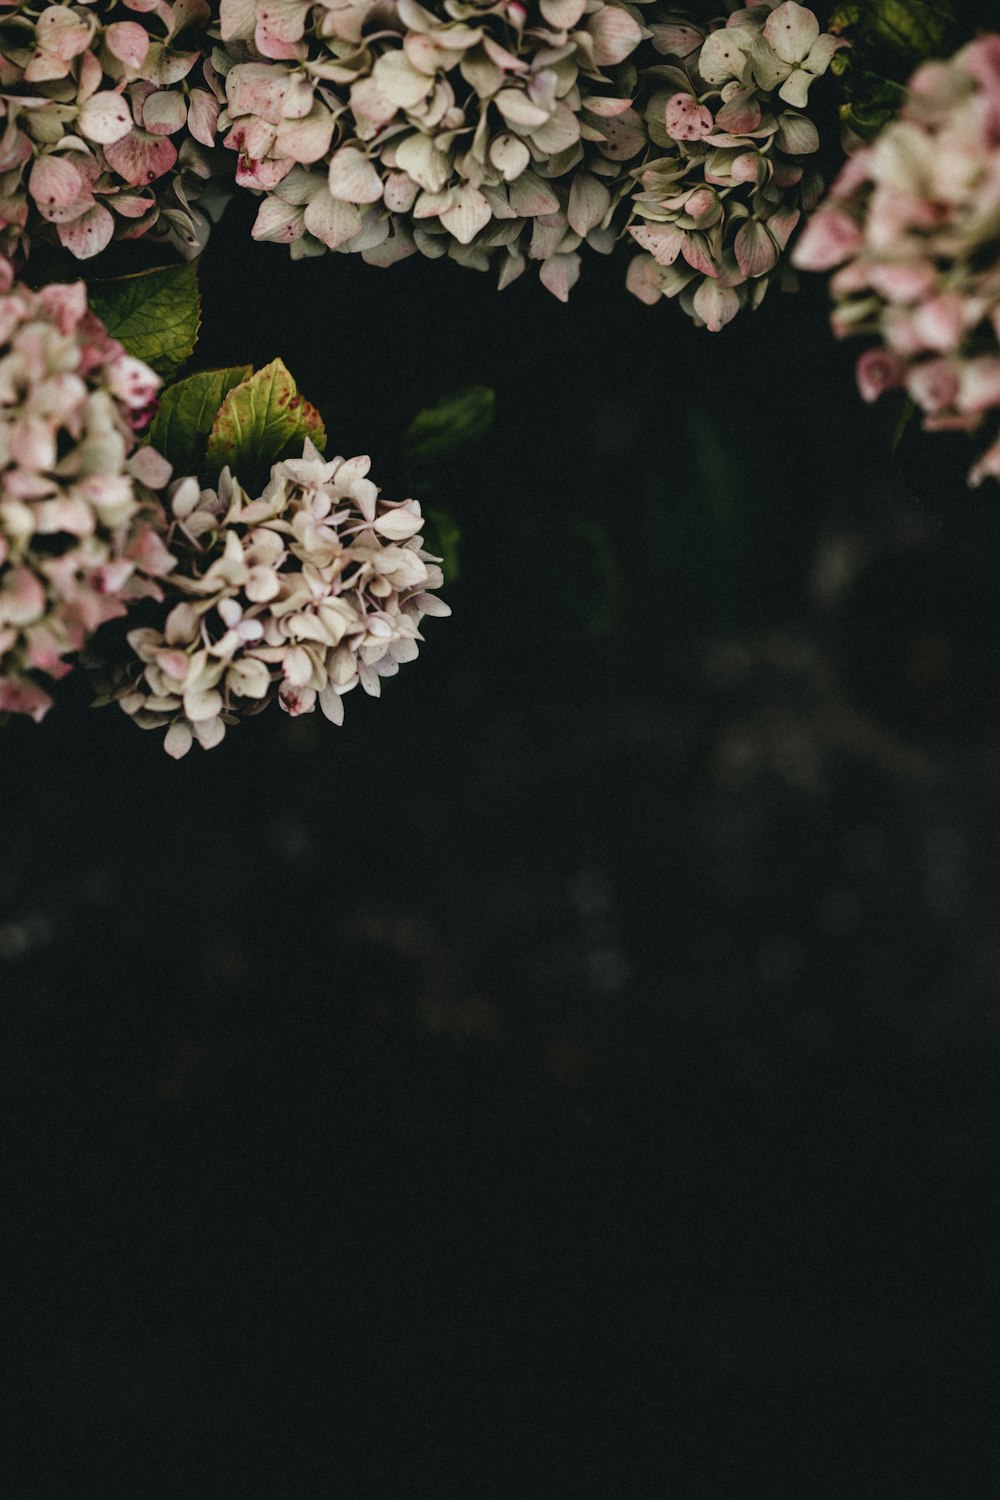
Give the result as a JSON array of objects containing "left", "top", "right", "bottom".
[
  {"left": 147, "top": 366, "right": 253, "bottom": 477},
  {"left": 205, "top": 359, "right": 326, "bottom": 490}
]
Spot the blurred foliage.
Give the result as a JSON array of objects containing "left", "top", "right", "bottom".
[
  {"left": 405, "top": 386, "right": 495, "bottom": 480},
  {"left": 88, "top": 261, "right": 201, "bottom": 382},
  {"left": 829, "top": 0, "right": 956, "bottom": 140},
  {"left": 644, "top": 407, "right": 762, "bottom": 634},
  {"left": 403, "top": 386, "right": 495, "bottom": 580}
]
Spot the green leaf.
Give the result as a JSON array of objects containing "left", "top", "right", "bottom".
[
  {"left": 405, "top": 386, "right": 495, "bottom": 477},
  {"left": 205, "top": 359, "right": 326, "bottom": 491},
  {"left": 88, "top": 261, "right": 201, "bottom": 382},
  {"left": 147, "top": 366, "right": 252, "bottom": 477},
  {"left": 831, "top": 0, "right": 954, "bottom": 58},
  {"left": 424, "top": 506, "right": 462, "bottom": 583},
  {"left": 830, "top": 0, "right": 956, "bottom": 141},
  {"left": 644, "top": 407, "right": 761, "bottom": 631}
]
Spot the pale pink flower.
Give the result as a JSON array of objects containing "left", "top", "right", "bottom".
[
  {"left": 0, "top": 277, "right": 173, "bottom": 722},
  {"left": 0, "top": 0, "right": 228, "bottom": 270},
  {"left": 793, "top": 35, "right": 1000, "bottom": 487},
  {"left": 104, "top": 441, "right": 450, "bottom": 756}
]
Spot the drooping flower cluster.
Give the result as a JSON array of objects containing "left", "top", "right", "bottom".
[
  {"left": 0, "top": 276, "right": 176, "bottom": 723},
  {"left": 216, "top": 0, "right": 648, "bottom": 298},
  {"left": 624, "top": 1, "right": 842, "bottom": 328},
  {"left": 103, "top": 439, "right": 450, "bottom": 757},
  {"left": 0, "top": 0, "right": 228, "bottom": 269},
  {"left": 792, "top": 34, "right": 1000, "bottom": 487}
]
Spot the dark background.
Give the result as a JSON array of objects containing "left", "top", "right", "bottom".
[{"left": 3, "top": 190, "right": 1000, "bottom": 1494}]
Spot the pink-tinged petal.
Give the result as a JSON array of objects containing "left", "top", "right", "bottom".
[
  {"left": 567, "top": 171, "right": 611, "bottom": 236},
  {"left": 911, "top": 294, "right": 966, "bottom": 354},
  {"left": 372, "top": 506, "right": 425, "bottom": 541},
  {"left": 0, "top": 566, "right": 47, "bottom": 625},
  {"left": 28, "top": 153, "right": 85, "bottom": 211},
  {"left": 766, "top": 205, "right": 800, "bottom": 250},
  {"left": 327, "top": 146, "right": 384, "bottom": 204},
  {"left": 219, "top": 0, "right": 256, "bottom": 41},
  {"left": 789, "top": 209, "right": 862, "bottom": 271},
  {"left": 664, "top": 92, "right": 713, "bottom": 142},
  {"left": 129, "top": 445, "right": 172, "bottom": 488},
  {"left": 35, "top": 6, "right": 93, "bottom": 62},
  {"left": 586, "top": 6, "right": 643, "bottom": 67},
  {"left": 275, "top": 109, "right": 334, "bottom": 163},
  {"left": 856, "top": 347, "right": 905, "bottom": 403},
  {"left": 105, "top": 21, "right": 150, "bottom": 71},
  {"left": 0, "top": 675, "right": 53, "bottom": 723},
  {"left": 163, "top": 720, "right": 194, "bottom": 758},
  {"left": 186, "top": 89, "right": 220, "bottom": 148},
  {"left": 226, "top": 63, "right": 299, "bottom": 124},
  {"left": 439, "top": 184, "right": 491, "bottom": 245},
  {"left": 278, "top": 681, "right": 317, "bottom": 715},
  {"left": 302, "top": 188, "right": 362, "bottom": 249},
  {"left": 10, "top": 417, "right": 57, "bottom": 471},
  {"left": 628, "top": 222, "right": 683, "bottom": 266},
  {"left": 235, "top": 152, "right": 294, "bottom": 191},
  {"left": 251, "top": 194, "right": 307, "bottom": 240},
  {"left": 255, "top": 24, "right": 302, "bottom": 61},
  {"left": 716, "top": 88, "right": 762, "bottom": 135},
  {"left": 581, "top": 95, "right": 635, "bottom": 118},
  {"left": 625, "top": 252, "right": 663, "bottom": 304},
  {"left": 192, "top": 716, "right": 226, "bottom": 750},
  {"left": 906, "top": 357, "right": 960, "bottom": 415},
  {"left": 697, "top": 25, "right": 753, "bottom": 84},
  {"left": 58, "top": 204, "right": 116, "bottom": 263},
  {"left": 734, "top": 218, "right": 778, "bottom": 278},
  {"left": 681, "top": 234, "right": 718, "bottom": 278},
  {"left": 109, "top": 192, "right": 156, "bottom": 219},
  {"left": 763, "top": 1, "right": 820, "bottom": 65},
  {"left": 865, "top": 260, "right": 937, "bottom": 304},
  {"left": 77, "top": 47, "right": 103, "bottom": 102},
  {"left": 104, "top": 129, "right": 178, "bottom": 186},
  {"left": 650, "top": 22, "right": 703, "bottom": 58},
  {"left": 969, "top": 440, "right": 1000, "bottom": 488},
  {"left": 693, "top": 278, "right": 741, "bottom": 332},
  {"left": 77, "top": 91, "right": 134, "bottom": 145},
  {"left": 318, "top": 682, "right": 345, "bottom": 724},
  {"left": 142, "top": 90, "right": 188, "bottom": 136},
  {"left": 106, "top": 354, "right": 160, "bottom": 411},
  {"left": 539, "top": 250, "right": 582, "bottom": 302},
  {"left": 957, "top": 357, "right": 1000, "bottom": 416}
]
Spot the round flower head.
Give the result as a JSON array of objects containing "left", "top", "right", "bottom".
[
  {"left": 217, "top": 0, "right": 648, "bottom": 297},
  {"left": 625, "top": 2, "right": 842, "bottom": 329},
  {"left": 0, "top": 277, "right": 175, "bottom": 723},
  {"left": 0, "top": 0, "right": 229, "bottom": 269},
  {"left": 104, "top": 439, "right": 451, "bottom": 757},
  {"left": 792, "top": 35, "right": 1000, "bottom": 486}
]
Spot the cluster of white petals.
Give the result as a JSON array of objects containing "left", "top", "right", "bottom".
[
  {"left": 0, "top": 0, "right": 228, "bottom": 268},
  {"left": 626, "top": 1, "right": 841, "bottom": 328},
  {"left": 105, "top": 439, "right": 450, "bottom": 756},
  {"left": 216, "top": 0, "right": 648, "bottom": 298},
  {"left": 0, "top": 275, "right": 175, "bottom": 723},
  {"left": 793, "top": 35, "right": 1000, "bottom": 485}
]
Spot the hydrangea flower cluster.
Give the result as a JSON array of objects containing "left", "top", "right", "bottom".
[
  {"left": 216, "top": 0, "right": 649, "bottom": 298},
  {"left": 623, "top": 1, "right": 841, "bottom": 328},
  {"left": 105, "top": 439, "right": 450, "bottom": 757},
  {"left": 0, "top": 275, "right": 175, "bottom": 723},
  {"left": 0, "top": 0, "right": 226, "bottom": 269},
  {"left": 792, "top": 35, "right": 1000, "bottom": 487}
]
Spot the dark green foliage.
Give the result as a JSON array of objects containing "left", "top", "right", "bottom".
[{"left": 88, "top": 261, "right": 201, "bottom": 381}]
